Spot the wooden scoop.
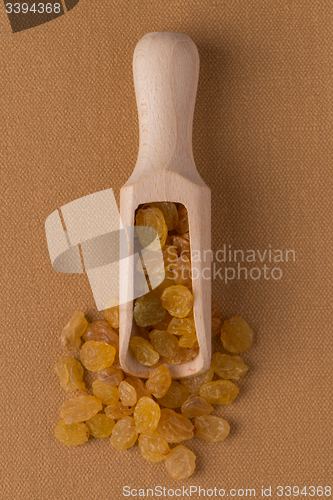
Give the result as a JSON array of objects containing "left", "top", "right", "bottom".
[{"left": 119, "top": 31, "right": 211, "bottom": 378}]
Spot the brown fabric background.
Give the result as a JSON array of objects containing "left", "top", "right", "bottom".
[{"left": 1, "top": 1, "right": 332, "bottom": 499}]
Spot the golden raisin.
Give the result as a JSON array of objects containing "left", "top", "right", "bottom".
[
  {"left": 59, "top": 395, "right": 102, "bottom": 424},
  {"left": 181, "top": 395, "right": 214, "bottom": 418},
  {"left": 136, "top": 206, "right": 168, "bottom": 250},
  {"left": 156, "top": 381, "right": 189, "bottom": 409},
  {"left": 125, "top": 376, "right": 152, "bottom": 400},
  {"left": 55, "top": 419, "right": 89, "bottom": 447},
  {"left": 221, "top": 316, "right": 254, "bottom": 353},
  {"left": 134, "top": 397, "right": 161, "bottom": 433},
  {"left": 212, "top": 352, "right": 249, "bottom": 380},
  {"left": 129, "top": 336, "right": 160, "bottom": 367},
  {"left": 157, "top": 408, "right": 194, "bottom": 443},
  {"left": 162, "top": 245, "right": 178, "bottom": 270},
  {"left": 85, "top": 414, "right": 115, "bottom": 438},
  {"left": 169, "top": 255, "right": 192, "bottom": 288},
  {"left": 60, "top": 311, "right": 88, "bottom": 350},
  {"left": 150, "top": 202, "right": 179, "bottom": 231},
  {"left": 151, "top": 270, "right": 175, "bottom": 298},
  {"left": 161, "top": 346, "right": 198, "bottom": 365},
  {"left": 55, "top": 357, "right": 86, "bottom": 393},
  {"left": 178, "top": 330, "right": 197, "bottom": 348},
  {"left": 137, "top": 248, "right": 165, "bottom": 278},
  {"left": 138, "top": 431, "right": 170, "bottom": 462},
  {"left": 152, "top": 311, "right": 173, "bottom": 331},
  {"left": 105, "top": 402, "right": 134, "bottom": 419},
  {"left": 199, "top": 380, "right": 239, "bottom": 405},
  {"left": 80, "top": 341, "right": 116, "bottom": 372},
  {"left": 104, "top": 304, "right": 119, "bottom": 329},
  {"left": 118, "top": 381, "right": 137, "bottom": 407},
  {"left": 83, "top": 321, "right": 119, "bottom": 354},
  {"left": 175, "top": 205, "right": 189, "bottom": 234},
  {"left": 194, "top": 415, "right": 230, "bottom": 442},
  {"left": 149, "top": 330, "right": 180, "bottom": 358},
  {"left": 133, "top": 293, "right": 166, "bottom": 327},
  {"left": 164, "top": 445, "right": 196, "bottom": 480},
  {"left": 97, "top": 366, "right": 124, "bottom": 386},
  {"left": 180, "top": 365, "right": 214, "bottom": 395},
  {"left": 145, "top": 365, "right": 172, "bottom": 399},
  {"left": 160, "top": 285, "right": 193, "bottom": 318},
  {"left": 169, "top": 235, "right": 190, "bottom": 258},
  {"left": 167, "top": 317, "right": 195, "bottom": 337},
  {"left": 110, "top": 416, "right": 138, "bottom": 451},
  {"left": 92, "top": 380, "right": 119, "bottom": 405}
]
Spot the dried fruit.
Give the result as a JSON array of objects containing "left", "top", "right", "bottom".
[
  {"left": 221, "top": 316, "right": 254, "bottom": 353},
  {"left": 156, "top": 380, "right": 189, "bottom": 409},
  {"left": 133, "top": 293, "right": 166, "bottom": 327},
  {"left": 212, "top": 352, "right": 249, "bottom": 380},
  {"left": 152, "top": 311, "right": 173, "bottom": 331},
  {"left": 170, "top": 255, "right": 192, "bottom": 288},
  {"left": 175, "top": 205, "right": 189, "bottom": 234},
  {"left": 129, "top": 336, "right": 160, "bottom": 367},
  {"left": 181, "top": 395, "right": 214, "bottom": 418},
  {"left": 149, "top": 330, "right": 180, "bottom": 358},
  {"left": 104, "top": 304, "right": 119, "bottom": 329},
  {"left": 85, "top": 414, "right": 115, "bottom": 438},
  {"left": 83, "top": 321, "right": 119, "bottom": 353},
  {"left": 110, "top": 416, "right": 138, "bottom": 451},
  {"left": 97, "top": 366, "right": 124, "bottom": 386},
  {"left": 161, "top": 346, "right": 198, "bottom": 365},
  {"left": 59, "top": 395, "right": 102, "bottom": 424},
  {"left": 199, "top": 380, "right": 239, "bottom": 405},
  {"left": 150, "top": 202, "right": 179, "bottom": 231},
  {"left": 212, "top": 317, "right": 222, "bottom": 337},
  {"left": 80, "top": 341, "right": 116, "bottom": 372},
  {"left": 60, "top": 311, "right": 88, "bottom": 350},
  {"left": 145, "top": 365, "right": 172, "bottom": 398},
  {"left": 125, "top": 376, "right": 152, "bottom": 399},
  {"left": 92, "top": 380, "right": 119, "bottom": 405},
  {"left": 167, "top": 317, "right": 195, "bottom": 337},
  {"left": 157, "top": 408, "right": 194, "bottom": 443},
  {"left": 138, "top": 431, "right": 170, "bottom": 462},
  {"left": 55, "top": 357, "right": 86, "bottom": 393},
  {"left": 160, "top": 285, "right": 193, "bottom": 318},
  {"left": 55, "top": 419, "right": 89, "bottom": 447},
  {"left": 105, "top": 402, "right": 134, "bottom": 419},
  {"left": 194, "top": 415, "right": 230, "bottom": 442},
  {"left": 178, "top": 330, "right": 197, "bottom": 348},
  {"left": 164, "top": 445, "right": 196, "bottom": 480},
  {"left": 169, "top": 235, "right": 190, "bottom": 258},
  {"left": 136, "top": 206, "right": 168, "bottom": 250},
  {"left": 134, "top": 397, "right": 161, "bottom": 433},
  {"left": 180, "top": 366, "right": 214, "bottom": 395},
  {"left": 151, "top": 270, "right": 175, "bottom": 298},
  {"left": 162, "top": 245, "right": 178, "bottom": 269},
  {"left": 118, "top": 381, "right": 137, "bottom": 407}
]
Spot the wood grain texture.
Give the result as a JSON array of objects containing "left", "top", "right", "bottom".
[{"left": 119, "top": 32, "right": 211, "bottom": 378}]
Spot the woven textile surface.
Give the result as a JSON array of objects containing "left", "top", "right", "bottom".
[{"left": 0, "top": 1, "right": 332, "bottom": 499}]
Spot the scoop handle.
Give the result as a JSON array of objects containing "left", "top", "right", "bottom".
[{"left": 131, "top": 31, "right": 204, "bottom": 185}]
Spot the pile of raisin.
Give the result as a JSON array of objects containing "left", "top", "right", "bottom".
[
  {"left": 131, "top": 202, "right": 198, "bottom": 367},
  {"left": 55, "top": 304, "right": 254, "bottom": 480}
]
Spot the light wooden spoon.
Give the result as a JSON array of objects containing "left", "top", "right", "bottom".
[{"left": 119, "top": 31, "right": 211, "bottom": 378}]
